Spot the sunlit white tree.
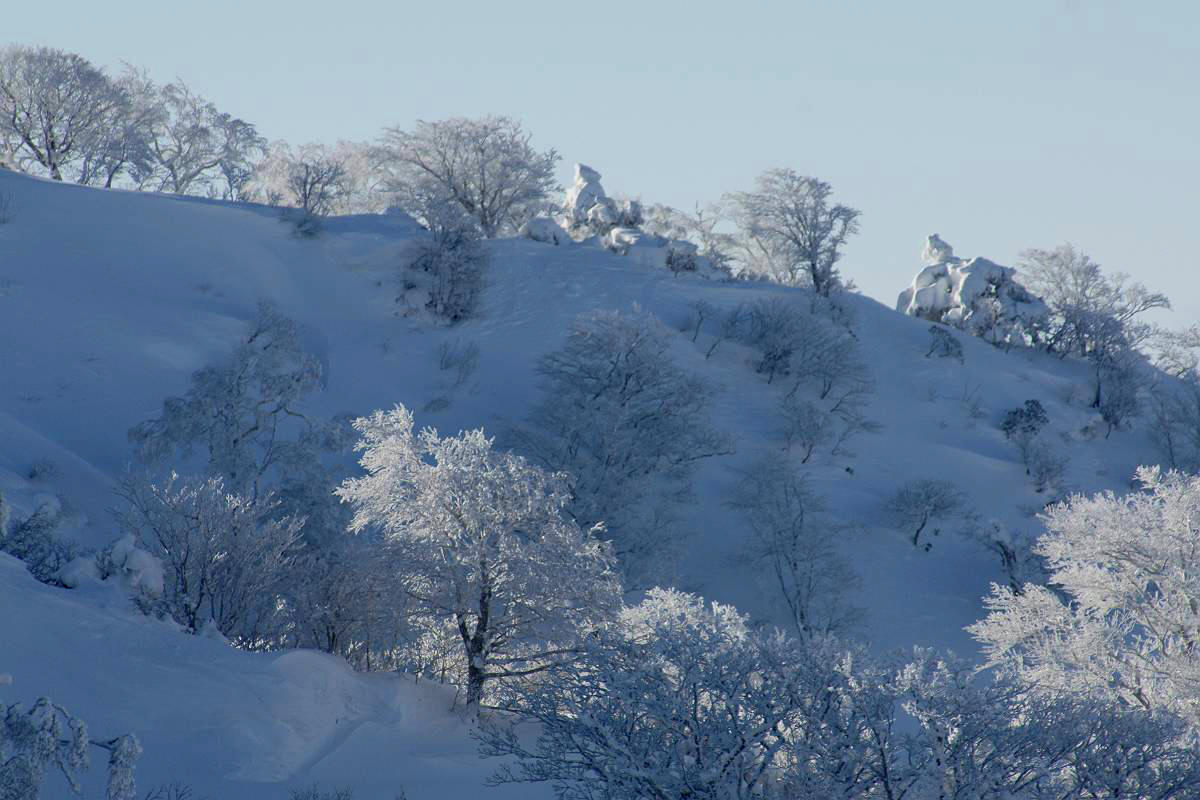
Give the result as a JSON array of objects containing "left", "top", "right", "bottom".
[{"left": 337, "top": 405, "right": 621, "bottom": 707}]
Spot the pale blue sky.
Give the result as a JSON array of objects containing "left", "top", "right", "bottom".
[{"left": 8, "top": 1, "right": 1198, "bottom": 319}]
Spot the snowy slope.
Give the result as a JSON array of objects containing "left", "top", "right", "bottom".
[
  {"left": 0, "top": 553, "right": 539, "bottom": 799},
  {"left": 0, "top": 169, "right": 1166, "bottom": 794}
]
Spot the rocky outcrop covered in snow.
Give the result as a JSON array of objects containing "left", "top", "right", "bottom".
[{"left": 897, "top": 235, "right": 1048, "bottom": 346}]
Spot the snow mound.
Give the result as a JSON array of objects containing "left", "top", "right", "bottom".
[
  {"left": 518, "top": 216, "right": 571, "bottom": 245},
  {"left": 897, "top": 234, "right": 1048, "bottom": 346}
]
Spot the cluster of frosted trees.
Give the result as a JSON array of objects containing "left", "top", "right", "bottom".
[{"left": 1, "top": 43, "right": 867, "bottom": 292}]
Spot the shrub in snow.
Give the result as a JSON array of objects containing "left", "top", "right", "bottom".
[
  {"left": 376, "top": 115, "right": 559, "bottom": 237},
  {"left": 0, "top": 500, "right": 79, "bottom": 585},
  {"left": 116, "top": 473, "right": 303, "bottom": 645},
  {"left": 401, "top": 203, "right": 488, "bottom": 323},
  {"left": 970, "top": 466, "right": 1200, "bottom": 729},
  {"left": 725, "top": 168, "right": 860, "bottom": 294},
  {"left": 1000, "top": 399, "right": 1049, "bottom": 443},
  {"left": 884, "top": 479, "right": 965, "bottom": 549},
  {"left": 0, "top": 687, "right": 141, "bottom": 800},
  {"left": 729, "top": 454, "right": 861, "bottom": 638},
  {"left": 999, "top": 400, "right": 1064, "bottom": 491},
  {"left": 897, "top": 234, "right": 1049, "bottom": 348},
  {"left": 925, "top": 324, "right": 964, "bottom": 361},
  {"left": 91, "top": 534, "right": 166, "bottom": 601},
  {"left": 516, "top": 308, "right": 730, "bottom": 584},
  {"left": 337, "top": 405, "right": 622, "bottom": 707}
]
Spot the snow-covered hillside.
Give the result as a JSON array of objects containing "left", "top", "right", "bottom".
[{"left": 0, "top": 169, "right": 1166, "bottom": 796}]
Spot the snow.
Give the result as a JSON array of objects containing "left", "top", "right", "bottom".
[
  {"left": 0, "top": 170, "right": 1169, "bottom": 795},
  {"left": 562, "top": 162, "right": 609, "bottom": 227},
  {"left": 517, "top": 215, "right": 571, "bottom": 245},
  {"left": 0, "top": 553, "right": 536, "bottom": 799},
  {"left": 897, "top": 234, "right": 1049, "bottom": 343}
]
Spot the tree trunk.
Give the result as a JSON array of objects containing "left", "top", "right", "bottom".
[{"left": 466, "top": 660, "right": 486, "bottom": 709}]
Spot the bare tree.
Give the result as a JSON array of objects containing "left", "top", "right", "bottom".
[
  {"left": 885, "top": 479, "right": 965, "bottom": 549},
  {"left": 116, "top": 473, "right": 304, "bottom": 645},
  {"left": 730, "top": 454, "right": 861, "bottom": 638},
  {"left": 517, "top": 308, "right": 731, "bottom": 583},
  {"left": 726, "top": 168, "right": 860, "bottom": 293},
  {"left": 377, "top": 115, "right": 559, "bottom": 237},
  {"left": 285, "top": 143, "right": 348, "bottom": 216},
  {"left": 0, "top": 46, "right": 123, "bottom": 181}
]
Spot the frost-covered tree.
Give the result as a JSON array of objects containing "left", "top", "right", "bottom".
[
  {"left": 337, "top": 405, "right": 622, "bottom": 707},
  {"left": 970, "top": 466, "right": 1200, "bottom": 727},
  {"left": 480, "top": 588, "right": 820, "bottom": 800},
  {"left": 727, "top": 169, "right": 860, "bottom": 293},
  {"left": 146, "top": 80, "right": 265, "bottom": 197},
  {"left": 116, "top": 473, "right": 303, "bottom": 645},
  {"left": 1, "top": 688, "right": 141, "bottom": 800},
  {"left": 1019, "top": 244, "right": 1168, "bottom": 360},
  {"left": 897, "top": 648, "right": 1200, "bottom": 800},
  {"left": 128, "top": 302, "right": 332, "bottom": 502},
  {"left": 885, "top": 479, "right": 965, "bottom": 549},
  {"left": 74, "top": 65, "right": 160, "bottom": 189},
  {"left": 729, "top": 455, "right": 861, "bottom": 638},
  {"left": 517, "top": 308, "right": 730, "bottom": 582},
  {"left": 483, "top": 588, "right": 1200, "bottom": 800},
  {"left": 641, "top": 202, "right": 737, "bottom": 275},
  {"left": 0, "top": 46, "right": 124, "bottom": 182},
  {"left": 1019, "top": 244, "right": 1165, "bottom": 415},
  {"left": 377, "top": 115, "right": 559, "bottom": 237}
]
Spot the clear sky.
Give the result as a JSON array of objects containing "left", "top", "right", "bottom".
[{"left": 7, "top": 1, "right": 1198, "bottom": 320}]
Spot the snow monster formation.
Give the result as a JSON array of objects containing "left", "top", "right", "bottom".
[
  {"left": 520, "top": 162, "right": 717, "bottom": 276},
  {"left": 897, "top": 234, "right": 1048, "bottom": 347}
]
